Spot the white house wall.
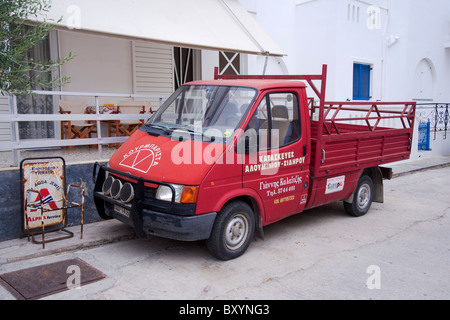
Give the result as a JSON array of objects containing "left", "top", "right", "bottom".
[
  {"left": 201, "top": 50, "right": 220, "bottom": 80},
  {"left": 239, "top": 0, "right": 450, "bottom": 160},
  {"left": 335, "top": 1, "right": 387, "bottom": 102},
  {"left": 240, "top": 0, "right": 450, "bottom": 102},
  {"left": 243, "top": 0, "right": 295, "bottom": 76},
  {"left": 404, "top": 0, "right": 450, "bottom": 103}
]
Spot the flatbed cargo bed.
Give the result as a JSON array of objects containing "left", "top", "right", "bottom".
[
  {"left": 310, "top": 101, "right": 415, "bottom": 178},
  {"left": 214, "top": 65, "right": 416, "bottom": 180}
]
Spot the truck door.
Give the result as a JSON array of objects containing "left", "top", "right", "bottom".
[{"left": 241, "top": 91, "right": 310, "bottom": 224}]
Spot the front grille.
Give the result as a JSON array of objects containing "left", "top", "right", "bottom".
[
  {"left": 94, "top": 164, "right": 196, "bottom": 217},
  {"left": 143, "top": 186, "right": 157, "bottom": 200},
  {"left": 104, "top": 174, "right": 196, "bottom": 216}
]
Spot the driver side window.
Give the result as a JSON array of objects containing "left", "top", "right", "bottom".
[{"left": 246, "top": 92, "right": 301, "bottom": 151}]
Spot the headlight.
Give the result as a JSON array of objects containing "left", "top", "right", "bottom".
[
  {"left": 156, "top": 184, "right": 183, "bottom": 202},
  {"left": 156, "top": 184, "right": 199, "bottom": 204}
]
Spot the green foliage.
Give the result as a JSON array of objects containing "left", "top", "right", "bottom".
[{"left": 0, "top": 0, "right": 73, "bottom": 95}]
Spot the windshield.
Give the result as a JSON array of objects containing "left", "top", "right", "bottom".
[{"left": 145, "top": 85, "right": 257, "bottom": 143}]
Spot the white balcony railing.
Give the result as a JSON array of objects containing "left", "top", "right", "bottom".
[{"left": 0, "top": 90, "right": 169, "bottom": 166}]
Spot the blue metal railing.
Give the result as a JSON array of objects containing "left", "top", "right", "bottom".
[{"left": 416, "top": 103, "right": 449, "bottom": 140}]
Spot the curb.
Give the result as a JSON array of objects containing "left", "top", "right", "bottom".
[
  {"left": 2, "top": 233, "right": 137, "bottom": 265},
  {"left": 0, "top": 220, "right": 137, "bottom": 266},
  {"left": 392, "top": 161, "right": 450, "bottom": 178}
]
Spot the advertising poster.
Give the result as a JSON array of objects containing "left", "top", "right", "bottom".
[{"left": 22, "top": 160, "right": 65, "bottom": 230}]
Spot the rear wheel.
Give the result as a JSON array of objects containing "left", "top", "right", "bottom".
[
  {"left": 344, "top": 175, "right": 374, "bottom": 217},
  {"left": 206, "top": 201, "right": 255, "bottom": 261}
]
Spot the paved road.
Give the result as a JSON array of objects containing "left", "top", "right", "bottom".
[{"left": 1, "top": 166, "right": 449, "bottom": 301}]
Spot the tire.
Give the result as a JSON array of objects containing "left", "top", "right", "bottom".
[
  {"left": 344, "top": 175, "right": 374, "bottom": 217},
  {"left": 206, "top": 201, "right": 255, "bottom": 261}
]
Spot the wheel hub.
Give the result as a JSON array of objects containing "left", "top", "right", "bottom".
[
  {"left": 231, "top": 224, "right": 242, "bottom": 237},
  {"left": 225, "top": 214, "right": 248, "bottom": 250},
  {"left": 357, "top": 184, "right": 371, "bottom": 209}
]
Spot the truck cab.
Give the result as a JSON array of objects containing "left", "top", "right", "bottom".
[{"left": 93, "top": 66, "right": 415, "bottom": 260}]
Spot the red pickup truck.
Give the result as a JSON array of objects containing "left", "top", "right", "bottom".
[{"left": 93, "top": 65, "right": 416, "bottom": 260}]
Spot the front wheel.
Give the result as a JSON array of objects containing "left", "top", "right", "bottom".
[
  {"left": 344, "top": 175, "right": 374, "bottom": 217},
  {"left": 206, "top": 201, "right": 255, "bottom": 261}
]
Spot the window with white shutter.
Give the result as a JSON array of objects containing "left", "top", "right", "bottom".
[{"left": 134, "top": 41, "right": 174, "bottom": 109}]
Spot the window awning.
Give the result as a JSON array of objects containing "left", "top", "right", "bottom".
[{"left": 29, "top": 0, "right": 286, "bottom": 56}]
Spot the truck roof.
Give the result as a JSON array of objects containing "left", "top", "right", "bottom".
[{"left": 187, "top": 79, "right": 307, "bottom": 91}]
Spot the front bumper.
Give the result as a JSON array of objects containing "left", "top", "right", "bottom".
[
  {"left": 93, "top": 163, "right": 216, "bottom": 241},
  {"left": 141, "top": 209, "right": 216, "bottom": 241}
]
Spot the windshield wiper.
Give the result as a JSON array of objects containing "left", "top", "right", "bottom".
[
  {"left": 148, "top": 124, "right": 173, "bottom": 135},
  {"left": 178, "top": 128, "right": 217, "bottom": 142},
  {"left": 147, "top": 124, "right": 218, "bottom": 142},
  {"left": 202, "top": 133, "right": 216, "bottom": 142}
]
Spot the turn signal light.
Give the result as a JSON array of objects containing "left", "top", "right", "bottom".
[{"left": 180, "top": 186, "right": 199, "bottom": 204}]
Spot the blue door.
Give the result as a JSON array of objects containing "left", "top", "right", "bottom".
[{"left": 353, "top": 63, "right": 371, "bottom": 101}]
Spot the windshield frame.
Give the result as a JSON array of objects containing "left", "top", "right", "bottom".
[{"left": 144, "top": 84, "right": 258, "bottom": 144}]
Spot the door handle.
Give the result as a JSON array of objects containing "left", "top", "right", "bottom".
[{"left": 321, "top": 149, "right": 326, "bottom": 164}]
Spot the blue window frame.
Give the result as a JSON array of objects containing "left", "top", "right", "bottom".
[{"left": 353, "top": 63, "right": 371, "bottom": 100}]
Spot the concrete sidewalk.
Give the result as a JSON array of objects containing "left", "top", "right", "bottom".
[
  {"left": 1, "top": 155, "right": 449, "bottom": 266},
  {"left": 389, "top": 155, "right": 450, "bottom": 177},
  {"left": 0, "top": 219, "right": 136, "bottom": 265}
]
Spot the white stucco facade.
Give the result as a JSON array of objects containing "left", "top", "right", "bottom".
[
  {"left": 239, "top": 0, "right": 450, "bottom": 159},
  {"left": 240, "top": 0, "right": 450, "bottom": 102}
]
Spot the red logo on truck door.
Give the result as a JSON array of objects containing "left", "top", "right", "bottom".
[{"left": 119, "top": 144, "right": 161, "bottom": 173}]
